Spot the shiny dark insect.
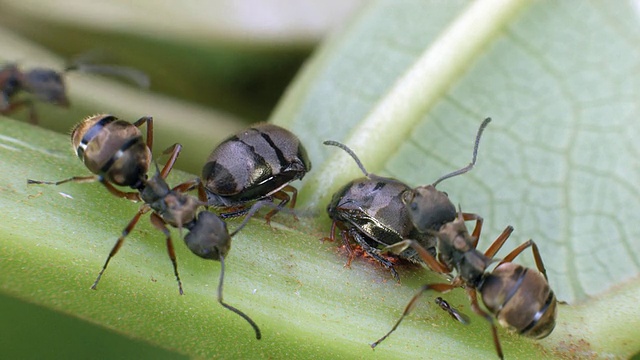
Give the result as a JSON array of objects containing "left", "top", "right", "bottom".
[
  {"left": 371, "top": 212, "right": 557, "bottom": 359},
  {"left": 200, "top": 123, "right": 311, "bottom": 223},
  {"left": 0, "top": 61, "right": 148, "bottom": 124},
  {"left": 324, "top": 140, "right": 434, "bottom": 281}
]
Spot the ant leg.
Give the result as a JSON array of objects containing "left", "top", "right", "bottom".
[
  {"left": 27, "top": 175, "right": 98, "bottom": 186},
  {"left": 171, "top": 177, "right": 201, "bottom": 193},
  {"left": 351, "top": 230, "right": 399, "bottom": 281},
  {"left": 132, "top": 116, "right": 154, "bottom": 152},
  {"left": 2, "top": 99, "right": 38, "bottom": 124},
  {"left": 149, "top": 212, "right": 184, "bottom": 295},
  {"left": 460, "top": 212, "right": 483, "bottom": 249},
  {"left": 197, "top": 182, "right": 209, "bottom": 206},
  {"left": 498, "top": 239, "right": 548, "bottom": 280},
  {"left": 386, "top": 239, "right": 450, "bottom": 274},
  {"left": 466, "top": 288, "right": 504, "bottom": 360},
  {"left": 27, "top": 175, "right": 140, "bottom": 201},
  {"left": 159, "top": 143, "right": 182, "bottom": 179},
  {"left": 92, "top": 205, "right": 150, "bottom": 290},
  {"left": 371, "top": 282, "right": 456, "bottom": 348},
  {"left": 217, "top": 255, "right": 262, "bottom": 339},
  {"left": 100, "top": 180, "right": 142, "bottom": 201},
  {"left": 482, "top": 226, "right": 515, "bottom": 260}
]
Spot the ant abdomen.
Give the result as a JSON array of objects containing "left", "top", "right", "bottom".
[
  {"left": 71, "top": 114, "right": 151, "bottom": 188},
  {"left": 480, "top": 262, "right": 557, "bottom": 339}
]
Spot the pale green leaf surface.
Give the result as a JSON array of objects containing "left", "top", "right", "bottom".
[{"left": 273, "top": 0, "right": 640, "bottom": 307}]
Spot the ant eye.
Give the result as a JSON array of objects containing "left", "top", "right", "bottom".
[{"left": 443, "top": 191, "right": 449, "bottom": 197}]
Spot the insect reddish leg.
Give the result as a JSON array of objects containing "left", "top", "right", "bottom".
[
  {"left": 460, "top": 212, "right": 483, "bottom": 249},
  {"left": 132, "top": 116, "right": 153, "bottom": 152},
  {"left": 400, "top": 240, "right": 450, "bottom": 274},
  {"left": 149, "top": 212, "right": 184, "bottom": 295},
  {"left": 1, "top": 99, "right": 37, "bottom": 123},
  {"left": 482, "top": 225, "right": 515, "bottom": 259},
  {"left": 92, "top": 204, "right": 150, "bottom": 290},
  {"left": 498, "top": 239, "right": 549, "bottom": 280},
  {"left": 100, "top": 179, "right": 142, "bottom": 201},
  {"left": 159, "top": 143, "right": 182, "bottom": 179},
  {"left": 171, "top": 178, "right": 201, "bottom": 194},
  {"left": 371, "top": 282, "right": 457, "bottom": 349},
  {"left": 467, "top": 288, "right": 504, "bottom": 360}
]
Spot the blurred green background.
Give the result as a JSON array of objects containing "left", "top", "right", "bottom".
[{"left": 0, "top": 1, "right": 362, "bottom": 358}]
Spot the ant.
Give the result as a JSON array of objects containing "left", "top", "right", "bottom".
[
  {"left": 28, "top": 114, "right": 262, "bottom": 339},
  {"left": 371, "top": 211, "right": 557, "bottom": 359},
  {"left": 27, "top": 114, "right": 189, "bottom": 293},
  {"left": 1, "top": 58, "right": 148, "bottom": 124}
]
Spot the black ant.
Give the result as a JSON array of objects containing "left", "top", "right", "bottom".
[
  {"left": 27, "top": 114, "right": 192, "bottom": 294},
  {"left": 1, "top": 59, "right": 148, "bottom": 124},
  {"left": 371, "top": 211, "right": 557, "bottom": 359},
  {"left": 28, "top": 114, "right": 262, "bottom": 339}
]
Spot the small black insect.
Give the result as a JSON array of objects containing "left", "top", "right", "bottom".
[
  {"left": 371, "top": 211, "right": 558, "bottom": 359},
  {"left": 323, "top": 140, "right": 435, "bottom": 281},
  {"left": 1, "top": 60, "right": 148, "bottom": 124},
  {"left": 200, "top": 123, "right": 311, "bottom": 223}
]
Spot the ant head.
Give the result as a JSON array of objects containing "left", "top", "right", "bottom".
[
  {"left": 402, "top": 185, "right": 456, "bottom": 233},
  {"left": 24, "top": 68, "right": 69, "bottom": 106},
  {"left": 184, "top": 211, "right": 231, "bottom": 261}
]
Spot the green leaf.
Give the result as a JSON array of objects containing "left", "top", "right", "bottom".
[{"left": 2, "top": 0, "right": 640, "bottom": 359}]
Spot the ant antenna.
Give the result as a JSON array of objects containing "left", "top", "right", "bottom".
[
  {"left": 323, "top": 140, "right": 370, "bottom": 177},
  {"left": 65, "top": 50, "right": 150, "bottom": 89},
  {"left": 217, "top": 255, "right": 262, "bottom": 340},
  {"left": 432, "top": 117, "right": 491, "bottom": 187}
]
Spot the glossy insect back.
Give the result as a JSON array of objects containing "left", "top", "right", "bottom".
[
  {"left": 324, "top": 140, "right": 437, "bottom": 280},
  {"left": 201, "top": 123, "right": 311, "bottom": 223}
]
